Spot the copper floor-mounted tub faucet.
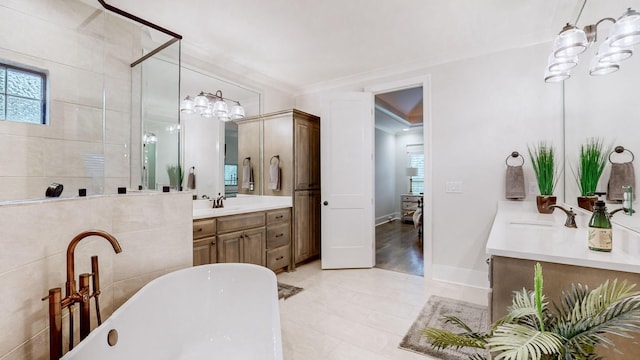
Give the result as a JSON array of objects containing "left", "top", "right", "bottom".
[{"left": 42, "top": 230, "right": 122, "bottom": 360}]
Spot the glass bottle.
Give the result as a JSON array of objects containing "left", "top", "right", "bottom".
[{"left": 588, "top": 199, "right": 612, "bottom": 252}]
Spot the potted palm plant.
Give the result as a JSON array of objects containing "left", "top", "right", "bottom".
[
  {"left": 572, "top": 137, "right": 610, "bottom": 212},
  {"left": 528, "top": 142, "right": 560, "bottom": 213},
  {"left": 422, "top": 263, "right": 640, "bottom": 360}
]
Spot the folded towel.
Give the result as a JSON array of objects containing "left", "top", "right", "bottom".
[
  {"left": 241, "top": 163, "right": 253, "bottom": 190},
  {"left": 505, "top": 165, "right": 525, "bottom": 200},
  {"left": 607, "top": 162, "right": 635, "bottom": 201},
  {"left": 186, "top": 167, "right": 195, "bottom": 190},
  {"left": 269, "top": 162, "right": 280, "bottom": 190}
]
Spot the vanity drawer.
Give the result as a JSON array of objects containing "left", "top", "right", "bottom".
[
  {"left": 217, "top": 212, "right": 265, "bottom": 234},
  {"left": 266, "top": 208, "right": 291, "bottom": 224},
  {"left": 402, "top": 195, "right": 420, "bottom": 203},
  {"left": 267, "top": 222, "right": 290, "bottom": 249},
  {"left": 266, "top": 245, "right": 290, "bottom": 271},
  {"left": 193, "top": 219, "right": 216, "bottom": 239}
]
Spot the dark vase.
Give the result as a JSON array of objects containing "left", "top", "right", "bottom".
[
  {"left": 536, "top": 195, "right": 557, "bottom": 214},
  {"left": 577, "top": 196, "right": 597, "bottom": 212}
]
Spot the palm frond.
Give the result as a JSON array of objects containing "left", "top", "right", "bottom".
[
  {"left": 421, "top": 327, "right": 487, "bottom": 350},
  {"left": 487, "top": 323, "right": 564, "bottom": 360},
  {"left": 553, "top": 279, "right": 640, "bottom": 357}
]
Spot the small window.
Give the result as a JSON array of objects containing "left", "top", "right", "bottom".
[{"left": 0, "top": 62, "right": 47, "bottom": 124}]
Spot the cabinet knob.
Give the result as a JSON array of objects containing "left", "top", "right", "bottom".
[
  {"left": 276, "top": 233, "right": 283, "bottom": 238},
  {"left": 323, "top": 201, "right": 328, "bottom": 206}
]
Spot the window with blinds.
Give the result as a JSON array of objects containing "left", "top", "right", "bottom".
[{"left": 407, "top": 144, "right": 424, "bottom": 194}]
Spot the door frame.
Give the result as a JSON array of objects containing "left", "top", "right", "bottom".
[{"left": 366, "top": 75, "right": 433, "bottom": 279}]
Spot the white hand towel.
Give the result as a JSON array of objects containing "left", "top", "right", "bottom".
[{"left": 269, "top": 162, "right": 280, "bottom": 190}]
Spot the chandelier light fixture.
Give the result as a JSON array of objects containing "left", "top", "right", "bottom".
[
  {"left": 180, "top": 90, "right": 245, "bottom": 121},
  {"left": 545, "top": 8, "right": 640, "bottom": 83}
]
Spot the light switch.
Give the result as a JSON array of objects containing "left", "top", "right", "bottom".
[{"left": 446, "top": 181, "right": 463, "bottom": 193}]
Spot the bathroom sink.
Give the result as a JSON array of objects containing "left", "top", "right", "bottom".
[{"left": 509, "top": 219, "right": 555, "bottom": 227}]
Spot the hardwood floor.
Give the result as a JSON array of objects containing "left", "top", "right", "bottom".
[{"left": 375, "top": 219, "right": 424, "bottom": 276}]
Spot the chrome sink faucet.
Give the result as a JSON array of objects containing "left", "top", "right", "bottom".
[{"left": 548, "top": 205, "right": 577, "bottom": 228}]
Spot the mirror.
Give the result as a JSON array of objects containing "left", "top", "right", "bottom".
[
  {"left": 564, "top": 0, "right": 640, "bottom": 229},
  {"left": 0, "top": 0, "right": 181, "bottom": 202},
  {"left": 131, "top": 38, "right": 181, "bottom": 191},
  {"left": 179, "top": 66, "right": 261, "bottom": 199}
]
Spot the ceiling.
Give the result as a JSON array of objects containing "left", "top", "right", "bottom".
[
  {"left": 375, "top": 87, "right": 423, "bottom": 134},
  {"left": 105, "top": 0, "right": 583, "bottom": 94}
]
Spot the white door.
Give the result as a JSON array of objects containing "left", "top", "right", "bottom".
[{"left": 321, "top": 92, "right": 374, "bottom": 269}]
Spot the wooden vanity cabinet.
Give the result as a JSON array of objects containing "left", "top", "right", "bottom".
[
  {"left": 217, "top": 212, "right": 266, "bottom": 266},
  {"left": 293, "top": 190, "right": 321, "bottom": 264},
  {"left": 192, "top": 218, "right": 216, "bottom": 266},
  {"left": 266, "top": 208, "right": 292, "bottom": 272}
]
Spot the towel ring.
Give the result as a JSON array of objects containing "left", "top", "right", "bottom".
[
  {"left": 243, "top": 157, "right": 251, "bottom": 165},
  {"left": 270, "top": 155, "right": 280, "bottom": 165},
  {"left": 189, "top": 166, "right": 195, "bottom": 174},
  {"left": 609, "top": 146, "right": 635, "bottom": 164},
  {"left": 505, "top": 151, "right": 524, "bottom": 166}
]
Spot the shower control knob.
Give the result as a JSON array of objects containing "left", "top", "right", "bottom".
[{"left": 323, "top": 201, "right": 328, "bottom": 206}]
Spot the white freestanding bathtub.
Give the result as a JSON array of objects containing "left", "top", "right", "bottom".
[{"left": 61, "top": 263, "right": 283, "bottom": 360}]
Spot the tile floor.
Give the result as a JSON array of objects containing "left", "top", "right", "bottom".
[{"left": 277, "top": 260, "right": 488, "bottom": 360}]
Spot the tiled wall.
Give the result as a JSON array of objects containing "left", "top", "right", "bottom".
[
  {"left": 0, "top": 0, "right": 136, "bottom": 201},
  {"left": 0, "top": 192, "right": 193, "bottom": 360}
]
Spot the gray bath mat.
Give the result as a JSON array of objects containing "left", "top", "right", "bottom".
[
  {"left": 277, "top": 282, "right": 303, "bottom": 300},
  {"left": 399, "top": 295, "right": 488, "bottom": 360}
]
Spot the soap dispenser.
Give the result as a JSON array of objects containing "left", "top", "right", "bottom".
[{"left": 588, "top": 192, "right": 612, "bottom": 252}]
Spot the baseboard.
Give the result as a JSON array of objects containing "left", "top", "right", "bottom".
[
  {"left": 375, "top": 212, "right": 400, "bottom": 226},
  {"left": 431, "top": 264, "right": 489, "bottom": 289}
]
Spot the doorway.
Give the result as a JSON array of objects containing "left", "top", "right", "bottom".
[{"left": 373, "top": 85, "right": 425, "bottom": 276}]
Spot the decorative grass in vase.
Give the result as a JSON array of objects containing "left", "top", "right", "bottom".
[
  {"left": 166, "top": 164, "right": 183, "bottom": 189},
  {"left": 528, "top": 142, "right": 560, "bottom": 213},
  {"left": 572, "top": 137, "right": 610, "bottom": 211}
]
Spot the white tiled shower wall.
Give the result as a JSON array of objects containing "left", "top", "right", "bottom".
[
  {"left": 0, "top": 192, "right": 193, "bottom": 360},
  {"left": 0, "top": 0, "right": 137, "bottom": 201}
]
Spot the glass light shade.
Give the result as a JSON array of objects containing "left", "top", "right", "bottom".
[
  {"left": 598, "top": 38, "right": 633, "bottom": 63},
  {"left": 213, "top": 99, "right": 229, "bottom": 117},
  {"left": 609, "top": 8, "right": 640, "bottom": 48},
  {"left": 229, "top": 103, "right": 245, "bottom": 119},
  {"left": 589, "top": 56, "right": 619, "bottom": 76},
  {"left": 193, "top": 93, "right": 209, "bottom": 111},
  {"left": 201, "top": 104, "right": 214, "bottom": 118},
  {"left": 180, "top": 96, "right": 195, "bottom": 114},
  {"left": 544, "top": 68, "right": 570, "bottom": 83},
  {"left": 218, "top": 112, "right": 231, "bottom": 122},
  {"left": 553, "top": 24, "right": 589, "bottom": 58},
  {"left": 547, "top": 53, "right": 578, "bottom": 72}
]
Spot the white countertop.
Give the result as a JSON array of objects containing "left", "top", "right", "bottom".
[
  {"left": 192, "top": 195, "right": 292, "bottom": 219},
  {"left": 486, "top": 201, "right": 640, "bottom": 274}
]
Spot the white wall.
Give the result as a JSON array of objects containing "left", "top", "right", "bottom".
[
  {"left": 296, "top": 42, "right": 563, "bottom": 288},
  {"left": 374, "top": 127, "right": 396, "bottom": 223}
]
